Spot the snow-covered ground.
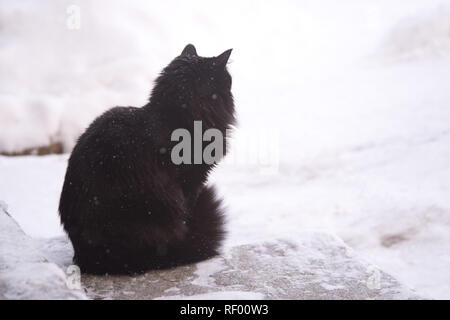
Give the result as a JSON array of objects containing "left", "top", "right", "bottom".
[{"left": 1, "top": 0, "right": 450, "bottom": 299}]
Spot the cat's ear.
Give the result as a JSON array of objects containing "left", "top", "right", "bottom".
[
  {"left": 215, "top": 49, "right": 232, "bottom": 68},
  {"left": 181, "top": 44, "right": 197, "bottom": 57}
]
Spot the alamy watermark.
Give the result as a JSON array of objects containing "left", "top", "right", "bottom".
[
  {"left": 366, "top": 265, "right": 381, "bottom": 290},
  {"left": 170, "top": 121, "right": 279, "bottom": 174},
  {"left": 66, "top": 5, "right": 81, "bottom": 30},
  {"left": 65, "top": 265, "right": 81, "bottom": 290}
]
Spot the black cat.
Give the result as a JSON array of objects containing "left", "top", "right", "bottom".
[{"left": 59, "top": 44, "right": 235, "bottom": 274}]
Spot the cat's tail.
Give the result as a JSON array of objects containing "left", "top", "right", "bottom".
[{"left": 173, "top": 184, "right": 226, "bottom": 263}]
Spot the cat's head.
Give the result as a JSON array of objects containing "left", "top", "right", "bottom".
[
  {"left": 173, "top": 44, "right": 233, "bottom": 93},
  {"left": 150, "top": 44, "right": 234, "bottom": 126}
]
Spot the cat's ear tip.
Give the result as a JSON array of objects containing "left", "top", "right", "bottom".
[
  {"left": 223, "top": 48, "right": 233, "bottom": 57},
  {"left": 216, "top": 48, "right": 233, "bottom": 66},
  {"left": 182, "top": 44, "right": 197, "bottom": 57}
]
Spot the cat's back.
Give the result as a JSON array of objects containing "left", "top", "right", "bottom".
[
  {"left": 61, "top": 106, "right": 154, "bottom": 215},
  {"left": 70, "top": 106, "right": 148, "bottom": 164},
  {"left": 63, "top": 106, "right": 158, "bottom": 195}
]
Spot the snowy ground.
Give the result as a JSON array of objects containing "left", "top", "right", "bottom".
[
  {"left": 0, "top": 204, "right": 86, "bottom": 299},
  {"left": 1, "top": 0, "right": 450, "bottom": 299}
]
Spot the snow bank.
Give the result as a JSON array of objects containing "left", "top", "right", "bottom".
[
  {"left": 0, "top": 1, "right": 160, "bottom": 153},
  {"left": 378, "top": 5, "right": 450, "bottom": 62},
  {"left": 0, "top": 204, "right": 85, "bottom": 299},
  {"left": 2, "top": 0, "right": 447, "bottom": 153}
]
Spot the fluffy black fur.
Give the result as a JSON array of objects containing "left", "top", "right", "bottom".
[{"left": 59, "top": 44, "right": 235, "bottom": 274}]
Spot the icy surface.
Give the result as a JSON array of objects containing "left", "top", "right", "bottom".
[
  {"left": 0, "top": 206, "right": 85, "bottom": 299},
  {"left": 81, "top": 233, "right": 420, "bottom": 300}
]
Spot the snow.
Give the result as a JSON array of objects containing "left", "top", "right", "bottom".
[
  {"left": 2, "top": 0, "right": 447, "bottom": 153},
  {"left": 378, "top": 5, "right": 450, "bottom": 62},
  {"left": 0, "top": 206, "right": 85, "bottom": 299},
  {"left": 1, "top": 0, "right": 450, "bottom": 299},
  {"left": 0, "top": 155, "right": 67, "bottom": 237}
]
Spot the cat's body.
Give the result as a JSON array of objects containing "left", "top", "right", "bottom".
[{"left": 59, "top": 45, "right": 235, "bottom": 274}]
